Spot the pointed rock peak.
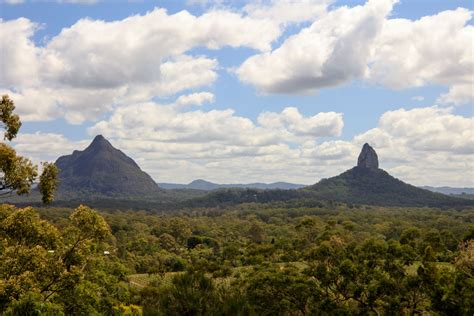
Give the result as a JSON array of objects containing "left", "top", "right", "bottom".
[
  {"left": 88, "top": 135, "right": 113, "bottom": 150},
  {"left": 357, "top": 143, "right": 379, "bottom": 169}
]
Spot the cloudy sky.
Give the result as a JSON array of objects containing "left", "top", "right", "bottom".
[{"left": 1, "top": 0, "right": 473, "bottom": 186}]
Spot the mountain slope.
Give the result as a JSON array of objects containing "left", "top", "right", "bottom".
[
  {"left": 55, "top": 135, "right": 159, "bottom": 196},
  {"left": 305, "top": 144, "right": 472, "bottom": 207}
]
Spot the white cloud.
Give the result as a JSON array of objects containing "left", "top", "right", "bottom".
[
  {"left": 436, "top": 83, "right": 473, "bottom": 106},
  {"left": 85, "top": 101, "right": 472, "bottom": 186},
  {"left": 187, "top": 0, "right": 330, "bottom": 25},
  {"left": 355, "top": 107, "right": 474, "bottom": 156},
  {"left": 88, "top": 99, "right": 342, "bottom": 145},
  {"left": 236, "top": 0, "right": 397, "bottom": 94},
  {"left": 368, "top": 8, "right": 473, "bottom": 105},
  {"left": 0, "top": 7, "right": 283, "bottom": 124},
  {"left": 13, "top": 102, "right": 473, "bottom": 186},
  {"left": 236, "top": 3, "right": 473, "bottom": 106},
  {"left": 243, "top": 0, "right": 330, "bottom": 25},
  {"left": 0, "top": 88, "right": 61, "bottom": 122},
  {"left": 3, "top": 1, "right": 472, "bottom": 186},
  {"left": 378, "top": 107, "right": 473, "bottom": 154},
  {"left": 12, "top": 132, "right": 89, "bottom": 163},
  {"left": 354, "top": 106, "right": 474, "bottom": 186},
  {"left": 0, "top": 18, "right": 40, "bottom": 87},
  {"left": 257, "top": 107, "right": 343, "bottom": 138},
  {"left": 82, "top": 97, "right": 345, "bottom": 183},
  {"left": 176, "top": 92, "right": 215, "bottom": 107}
]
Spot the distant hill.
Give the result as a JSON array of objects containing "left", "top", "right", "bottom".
[
  {"left": 55, "top": 135, "right": 160, "bottom": 197},
  {"left": 420, "top": 186, "right": 474, "bottom": 195},
  {"left": 304, "top": 143, "right": 472, "bottom": 207},
  {"left": 158, "top": 179, "right": 306, "bottom": 190}
]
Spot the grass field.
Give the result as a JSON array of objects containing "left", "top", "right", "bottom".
[{"left": 128, "top": 260, "right": 453, "bottom": 289}]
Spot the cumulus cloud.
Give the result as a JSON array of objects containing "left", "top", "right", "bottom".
[
  {"left": 436, "top": 84, "right": 473, "bottom": 106},
  {"left": 82, "top": 97, "right": 345, "bottom": 183},
  {"left": 257, "top": 107, "right": 343, "bottom": 138},
  {"left": 354, "top": 106, "right": 474, "bottom": 186},
  {"left": 236, "top": 0, "right": 397, "bottom": 93},
  {"left": 12, "top": 102, "right": 473, "bottom": 186},
  {"left": 370, "top": 107, "right": 473, "bottom": 155},
  {"left": 3, "top": 1, "right": 472, "bottom": 186},
  {"left": 236, "top": 2, "right": 473, "bottom": 105},
  {"left": 86, "top": 104, "right": 473, "bottom": 186},
  {"left": 369, "top": 8, "right": 473, "bottom": 105},
  {"left": 188, "top": 0, "right": 330, "bottom": 25},
  {"left": 0, "top": 18, "right": 40, "bottom": 87},
  {"left": 175, "top": 92, "right": 215, "bottom": 107},
  {"left": 12, "top": 132, "right": 89, "bottom": 163},
  {"left": 0, "top": 7, "right": 283, "bottom": 123},
  {"left": 243, "top": 0, "right": 330, "bottom": 25},
  {"left": 88, "top": 99, "right": 343, "bottom": 145}
]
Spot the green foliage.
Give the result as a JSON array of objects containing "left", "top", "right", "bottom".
[
  {"left": 3, "top": 292, "right": 64, "bottom": 315},
  {"left": 1, "top": 202, "right": 473, "bottom": 314},
  {"left": 0, "top": 95, "right": 57, "bottom": 204},
  {"left": 0, "top": 204, "right": 127, "bottom": 314},
  {"left": 39, "top": 162, "right": 59, "bottom": 204},
  {"left": 0, "top": 143, "right": 38, "bottom": 195},
  {"left": 0, "top": 95, "right": 21, "bottom": 142},
  {"left": 306, "top": 166, "right": 472, "bottom": 207},
  {"left": 141, "top": 271, "right": 216, "bottom": 315}
]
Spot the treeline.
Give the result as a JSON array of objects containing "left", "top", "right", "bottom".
[{"left": 1, "top": 203, "right": 473, "bottom": 315}]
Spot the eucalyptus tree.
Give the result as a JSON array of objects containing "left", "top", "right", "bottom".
[{"left": 0, "top": 95, "right": 57, "bottom": 203}]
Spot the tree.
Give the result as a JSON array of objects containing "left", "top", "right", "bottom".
[
  {"left": 0, "top": 95, "right": 58, "bottom": 203},
  {"left": 0, "top": 204, "right": 128, "bottom": 314}
]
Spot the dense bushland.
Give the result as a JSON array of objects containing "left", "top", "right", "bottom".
[{"left": 1, "top": 203, "right": 473, "bottom": 315}]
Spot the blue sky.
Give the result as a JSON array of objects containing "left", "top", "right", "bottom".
[{"left": 1, "top": 0, "right": 473, "bottom": 186}]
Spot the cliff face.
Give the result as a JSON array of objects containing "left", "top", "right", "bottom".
[{"left": 357, "top": 143, "right": 379, "bottom": 169}]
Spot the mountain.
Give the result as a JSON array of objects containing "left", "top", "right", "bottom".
[
  {"left": 420, "top": 186, "right": 474, "bottom": 195},
  {"left": 305, "top": 143, "right": 472, "bottom": 207},
  {"left": 55, "top": 135, "right": 160, "bottom": 196},
  {"left": 157, "top": 179, "right": 306, "bottom": 190}
]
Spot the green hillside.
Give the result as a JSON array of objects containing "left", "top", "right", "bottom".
[{"left": 305, "top": 166, "right": 469, "bottom": 207}]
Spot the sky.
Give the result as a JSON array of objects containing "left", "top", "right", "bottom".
[{"left": 0, "top": 0, "right": 473, "bottom": 186}]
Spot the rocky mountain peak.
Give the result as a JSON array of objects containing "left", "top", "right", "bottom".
[
  {"left": 55, "top": 135, "right": 159, "bottom": 196},
  {"left": 88, "top": 134, "right": 113, "bottom": 151},
  {"left": 357, "top": 143, "right": 379, "bottom": 169}
]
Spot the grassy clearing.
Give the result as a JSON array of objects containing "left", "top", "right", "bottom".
[
  {"left": 406, "top": 261, "right": 454, "bottom": 275},
  {"left": 129, "top": 260, "right": 454, "bottom": 289},
  {"left": 128, "top": 261, "right": 309, "bottom": 288}
]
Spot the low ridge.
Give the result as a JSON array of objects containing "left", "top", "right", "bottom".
[{"left": 55, "top": 135, "right": 159, "bottom": 196}]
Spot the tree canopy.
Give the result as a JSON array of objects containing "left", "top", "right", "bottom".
[{"left": 0, "top": 95, "right": 58, "bottom": 204}]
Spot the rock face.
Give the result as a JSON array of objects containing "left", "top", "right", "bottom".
[
  {"left": 357, "top": 143, "right": 379, "bottom": 169},
  {"left": 55, "top": 135, "right": 159, "bottom": 196}
]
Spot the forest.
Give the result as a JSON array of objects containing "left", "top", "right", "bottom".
[{"left": 1, "top": 202, "right": 473, "bottom": 315}]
